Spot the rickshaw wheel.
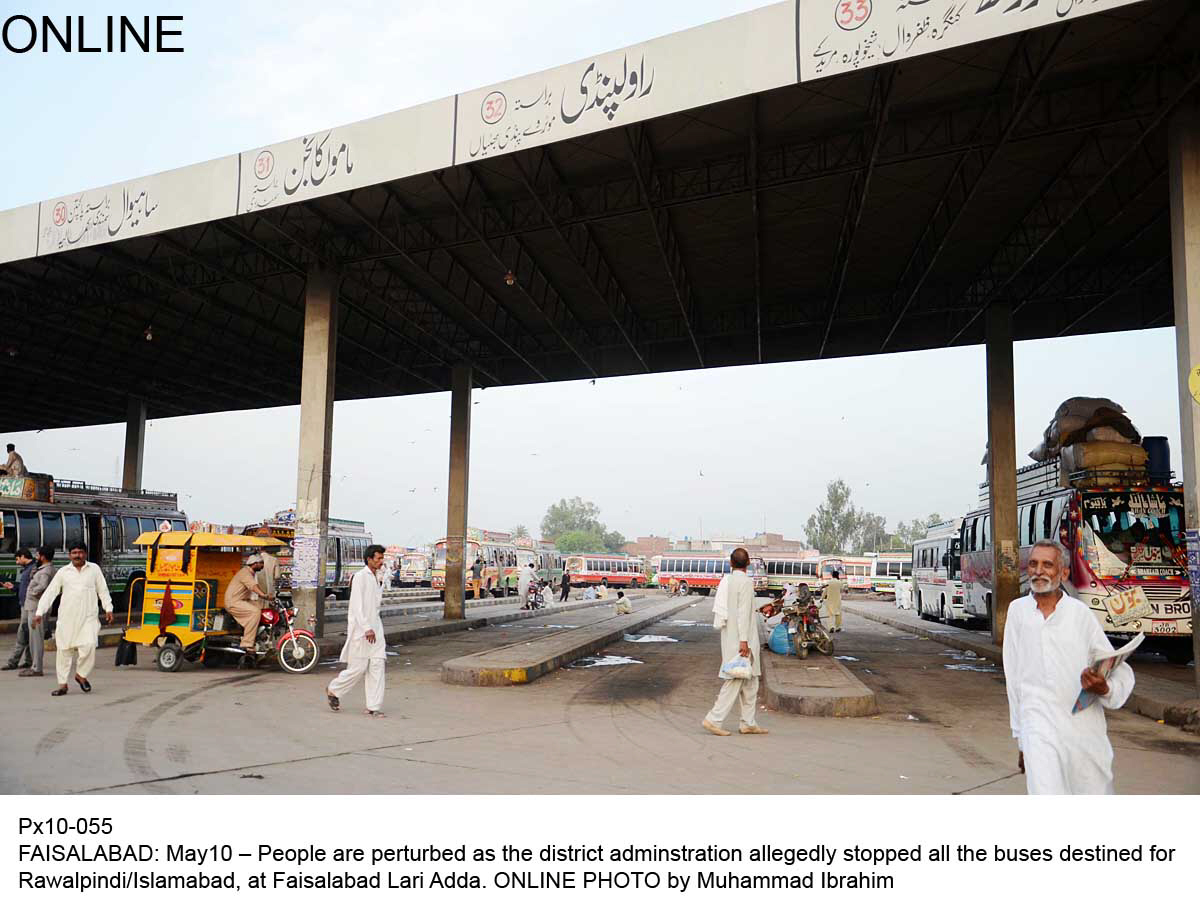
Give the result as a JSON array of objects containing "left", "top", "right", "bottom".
[
  {"left": 814, "top": 628, "right": 835, "bottom": 656},
  {"left": 277, "top": 633, "right": 321, "bottom": 675},
  {"left": 155, "top": 640, "right": 185, "bottom": 673}
]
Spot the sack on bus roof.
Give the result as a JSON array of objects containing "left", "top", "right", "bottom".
[
  {"left": 1055, "top": 397, "right": 1125, "bottom": 420},
  {"left": 1086, "top": 425, "right": 1133, "bottom": 444},
  {"left": 1028, "top": 440, "right": 1051, "bottom": 463},
  {"left": 1060, "top": 441, "right": 1148, "bottom": 473}
]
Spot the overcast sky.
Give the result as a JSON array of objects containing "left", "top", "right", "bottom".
[{"left": 0, "top": 1, "right": 1183, "bottom": 548}]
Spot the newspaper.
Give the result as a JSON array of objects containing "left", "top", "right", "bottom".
[{"left": 1072, "top": 633, "right": 1143, "bottom": 714}]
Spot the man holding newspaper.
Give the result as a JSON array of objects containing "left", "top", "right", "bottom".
[{"left": 1002, "top": 540, "right": 1136, "bottom": 794}]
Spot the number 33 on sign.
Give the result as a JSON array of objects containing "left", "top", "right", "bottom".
[{"left": 836, "top": 0, "right": 872, "bottom": 31}]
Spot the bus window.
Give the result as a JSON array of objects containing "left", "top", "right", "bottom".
[
  {"left": 17, "top": 511, "right": 40, "bottom": 547},
  {"left": 169, "top": 518, "right": 186, "bottom": 532},
  {"left": 902, "top": 561, "right": 912, "bottom": 577},
  {"left": 103, "top": 516, "right": 122, "bottom": 554},
  {"left": 122, "top": 516, "right": 142, "bottom": 550},
  {"left": 1, "top": 510, "right": 14, "bottom": 554},
  {"left": 969, "top": 519, "right": 977, "bottom": 551},
  {"left": 41, "top": 513, "right": 64, "bottom": 550},
  {"left": 64, "top": 514, "right": 85, "bottom": 550},
  {"left": 1042, "top": 502, "right": 1053, "bottom": 540},
  {"left": 722, "top": 560, "right": 731, "bottom": 573}
]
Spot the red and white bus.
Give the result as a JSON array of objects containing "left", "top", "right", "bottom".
[
  {"left": 819, "top": 555, "right": 873, "bottom": 590},
  {"left": 564, "top": 554, "right": 646, "bottom": 588},
  {"left": 656, "top": 553, "right": 767, "bottom": 595},
  {"left": 959, "top": 463, "right": 1192, "bottom": 662}
]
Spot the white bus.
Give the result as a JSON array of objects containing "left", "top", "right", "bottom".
[
  {"left": 912, "top": 519, "right": 966, "bottom": 622},
  {"left": 868, "top": 552, "right": 912, "bottom": 594}
]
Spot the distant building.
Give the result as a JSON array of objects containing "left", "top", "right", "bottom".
[{"left": 622, "top": 535, "right": 671, "bottom": 557}]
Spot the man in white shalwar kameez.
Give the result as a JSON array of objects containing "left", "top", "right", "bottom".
[
  {"left": 326, "top": 544, "right": 388, "bottom": 717},
  {"left": 703, "top": 548, "right": 768, "bottom": 736},
  {"left": 33, "top": 542, "right": 113, "bottom": 696},
  {"left": 1003, "top": 540, "right": 1134, "bottom": 794}
]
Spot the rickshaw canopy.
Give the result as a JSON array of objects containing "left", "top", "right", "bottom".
[{"left": 133, "top": 531, "right": 287, "bottom": 549}]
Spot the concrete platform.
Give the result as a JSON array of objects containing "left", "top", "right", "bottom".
[
  {"left": 441, "top": 594, "right": 695, "bottom": 686},
  {"left": 844, "top": 599, "right": 1200, "bottom": 730},
  {"left": 760, "top": 648, "right": 878, "bottom": 717}
]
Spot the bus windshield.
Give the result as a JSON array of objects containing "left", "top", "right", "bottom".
[
  {"left": 433, "top": 543, "right": 446, "bottom": 568},
  {"left": 1081, "top": 492, "right": 1184, "bottom": 573}
]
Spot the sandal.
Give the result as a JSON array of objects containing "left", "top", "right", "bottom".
[
  {"left": 326, "top": 692, "right": 340, "bottom": 712},
  {"left": 51, "top": 686, "right": 68, "bottom": 696},
  {"left": 75, "top": 677, "right": 91, "bottom": 693},
  {"left": 364, "top": 709, "right": 386, "bottom": 718}
]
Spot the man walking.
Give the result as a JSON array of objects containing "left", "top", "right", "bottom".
[
  {"left": 2, "top": 548, "right": 36, "bottom": 671},
  {"left": 326, "top": 543, "right": 387, "bottom": 717},
  {"left": 824, "top": 570, "right": 844, "bottom": 632},
  {"left": 33, "top": 542, "right": 113, "bottom": 695},
  {"left": 703, "top": 547, "right": 768, "bottom": 736},
  {"left": 224, "top": 554, "right": 271, "bottom": 666},
  {"left": 1003, "top": 540, "right": 1134, "bottom": 794},
  {"left": 559, "top": 569, "right": 570, "bottom": 603},
  {"left": 518, "top": 561, "right": 535, "bottom": 601}
]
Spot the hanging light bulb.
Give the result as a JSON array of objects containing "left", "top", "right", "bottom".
[
  {"left": 503, "top": 270, "right": 515, "bottom": 287},
  {"left": 144, "top": 325, "right": 153, "bottom": 341}
]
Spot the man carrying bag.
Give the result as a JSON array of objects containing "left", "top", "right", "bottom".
[{"left": 702, "top": 547, "right": 768, "bottom": 737}]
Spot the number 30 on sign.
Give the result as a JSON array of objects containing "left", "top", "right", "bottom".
[{"left": 836, "top": 0, "right": 872, "bottom": 31}]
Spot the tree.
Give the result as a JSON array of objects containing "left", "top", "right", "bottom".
[
  {"left": 854, "top": 512, "right": 890, "bottom": 554},
  {"left": 893, "top": 513, "right": 946, "bottom": 548},
  {"left": 805, "top": 479, "right": 861, "bottom": 554},
  {"left": 602, "top": 529, "right": 626, "bottom": 553},
  {"left": 555, "top": 529, "right": 608, "bottom": 553},
  {"left": 541, "top": 497, "right": 603, "bottom": 540},
  {"left": 511, "top": 524, "right": 530, "bottom": 539}
]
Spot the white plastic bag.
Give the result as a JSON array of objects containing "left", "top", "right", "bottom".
[{"left": 720, "top": 655, "right": 752, "bottom": 679}]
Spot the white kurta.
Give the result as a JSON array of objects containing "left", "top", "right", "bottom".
[
  {"left": 716, "top": 570, "right": 760, "bottom": 678},
  {"left": 517, "top": 567, "right": 534, "bottom": 597},
  {"left": 1003, "top": 593, "right": 1135, "bottom": 795},
  {"left": 338, "top": 566, "right": 386, "bottom": 662},
  {"left": 35, "top": 562, "right": 112, "bottom": 650}
]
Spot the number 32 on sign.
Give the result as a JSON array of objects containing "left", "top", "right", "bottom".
[{"left": 836, "top": 0, "right": 872, "bottom": 31}]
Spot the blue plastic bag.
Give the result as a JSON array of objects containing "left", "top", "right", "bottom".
[{"left": 768, "top": 623, "right": 794, "bottom": 655}]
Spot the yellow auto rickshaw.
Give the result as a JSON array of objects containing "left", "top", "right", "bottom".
[{"left": 121, "top": 531, "right": 320, "bottom": 674}]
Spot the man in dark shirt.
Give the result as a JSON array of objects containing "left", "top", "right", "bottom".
[
  {"left": 559, "top": 570, "right": 570, "bottom": 603},
  {"left": 3, "top": 548, "right": 36, "bottom": 670}
]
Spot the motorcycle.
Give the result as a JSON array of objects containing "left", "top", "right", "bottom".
[
  {"left": 521, "top": 582, "right": 546, "bottom": 610},
  {"left": 762, "top": 590, "right": 833, "bottom": 659},
  {"left": 200, "top": 597, "right": 322, "bottom": 674}
]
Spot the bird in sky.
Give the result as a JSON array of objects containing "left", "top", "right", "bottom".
[
  {"left": 699, "top": 469, "right": 705, "bottom": 477},
  {"left": 408, "top": 488, "right": 417, "bottom": 493}
]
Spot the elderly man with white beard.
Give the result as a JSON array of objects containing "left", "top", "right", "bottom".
[{"left": 1002, "top": 539, "right": 1135, "bottom": 794}]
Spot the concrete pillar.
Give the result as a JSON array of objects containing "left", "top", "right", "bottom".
[
  {"left": 121, "top": 396, "right": 146, "bottom": 492},
  {"left": 1168, "top": 100, "right": 1200, "bottom": 689},
  {"left": 443, "top": 364, "right": 472, "bottom": 621},
  {"left": 292, "top": 265, "right": 338, "bottom": 638},
  {"left": 985, "top": 300, "right": 1020, "bottom": 646}
]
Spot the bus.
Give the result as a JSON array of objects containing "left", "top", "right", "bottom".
[
  {"left": 868, "top": 552, "right": 912, "bottom": 594},
  {"left": 564, "top": 553, "right": 646, "bottom": 589},
  {"left": 656, "top": 552, "right": 767, "bottom": 595},
  {"left": 534, "top": 539, "right": 563, "bottom": 586},
  {"left": 819, "top": 555, "right": 873, "bottom": 591},
  {"left": 0, "top": 475, "right": 187, "bottom": 616},
  {"left": 243, "top": 513, "right": 374, "bottom": 601},
  {"left": 396, "top": 551, "right": 431, "bottom": 587},
  {"left": 431, "top": 528, "right": 510, "bottom": 597},
  {"left": 762, "top": 557, "right": 823, "bottom": 597},
  {"left": 912, "top": 519, "right": 966, "bottom": 622},
  {"left": 959, "top": 459, "right": 1192, "bottom": 662}
]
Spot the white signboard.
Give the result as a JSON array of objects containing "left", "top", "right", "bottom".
[
  {"left": 454, "top": 2, "right": 794, "bottom": 164},
  {"left": 37, "top": 156, "right": 237, "bottom": 255},
  {"left": 798, "top": 0, "right": 1149, "bottom": 82},
  {"left": 291, "top": 535, "right": 321, "bottom": 590},
  {"left": 0, "top": 204, "right": 38, "bottom": 264},
  {"left": 238, "top": 97, "right": 454, "bottom": 214}
]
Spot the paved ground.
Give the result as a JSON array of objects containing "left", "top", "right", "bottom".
[{"left": 2, "top": 594, "right": 1196, "bottom": 794}]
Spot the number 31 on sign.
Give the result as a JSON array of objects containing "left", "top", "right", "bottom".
[{"left": 836, "top": 0, "right": 872, "bottom": 31}]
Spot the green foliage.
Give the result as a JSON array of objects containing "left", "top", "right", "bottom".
[
  {"left": 541, "top": 497, "right": 603, "bottom": 540},
  {"left": 805, "top": 479, "right": 860, "bottom": 554},
  {"left": 511, "top": 524, "right": 530, "bottom": 539},
  {"left": 553, "top": 527, "right": 627, "bottom": 554}
]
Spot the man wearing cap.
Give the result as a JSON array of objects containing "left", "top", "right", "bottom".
[{"left": 225, "top": 554, "right": 270, "bottom": 665}]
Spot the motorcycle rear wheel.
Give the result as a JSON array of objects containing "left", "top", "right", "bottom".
[
  {"left": 276, "top": 633, "right": 321, "bottom": 674},
  {"left": 793, "top": 633, "right": 809, "bottom": 659}
]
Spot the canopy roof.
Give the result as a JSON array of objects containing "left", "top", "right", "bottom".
[
  {"left": 133, "top": 532, "right": 287, "bottom": 548},
  {"left": 0, "top": 0, "right": 1192, "bottom": 431}
]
